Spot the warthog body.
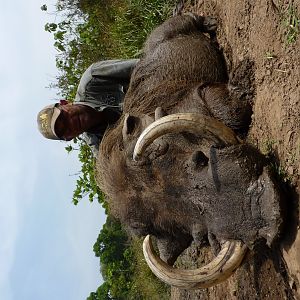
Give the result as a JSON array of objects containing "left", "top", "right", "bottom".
[{"left": 96, "top": 14, "right": 282, "bottom": 287}]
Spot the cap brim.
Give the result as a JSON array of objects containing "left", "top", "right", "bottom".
[{"left": 50, "top": 107, "right": 62, "bottom": 138}]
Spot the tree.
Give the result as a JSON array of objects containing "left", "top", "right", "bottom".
[{"left": 92, "top": 216, "right": 135, "bottom": 299}]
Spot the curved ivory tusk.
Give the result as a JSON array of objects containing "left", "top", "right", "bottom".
[
  {"left": 143, "top": 235, "right": 247, "bottom": 289},
  {"left": 133, "top": 113, "right": 240, "bottom": 161}
]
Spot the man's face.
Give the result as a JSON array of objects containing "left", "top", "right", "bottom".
[{"left": 54, "top": 103, "right": 86, "bottom": 141}]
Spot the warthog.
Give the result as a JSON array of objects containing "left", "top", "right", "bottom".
[{"left": 96, "top": 14, "right": 282, "bottom": 289}]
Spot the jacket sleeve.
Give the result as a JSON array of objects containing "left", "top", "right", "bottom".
[
  {"left": 91, "top": 59, "right": 139, "bottom": 80},
  {"left": 80, "top": 132, "right": 101, "bottom": 158}
]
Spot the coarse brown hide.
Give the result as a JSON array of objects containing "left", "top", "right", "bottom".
[{"left": 96, "top": 14, "right": 282, "bottom": 289}]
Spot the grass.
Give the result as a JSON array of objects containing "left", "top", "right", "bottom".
[
  {"left": 128, "top": 237, "right": 171, "bottom": 300},
  {"left": 108, "top": 0, "right": 174, "bottom": 58},
  {"left": 283, "top": 4, "right": 300, "bottom": 44},
  {"left": 261, "top": 139, "right": 291, "bottom": 183},
  {"left": 265, "top": 51, "right": 276, "bottom": 59},
  {"left": 261, "top": 139, "right": 277, "bottom": 156}
]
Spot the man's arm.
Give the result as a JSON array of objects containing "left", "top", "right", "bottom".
[
  {"left": 91, "top": 59, "right": 139, "bottom": 80},
  {"left": 81, "top": 132, "right": 101, "bottom": 158}
]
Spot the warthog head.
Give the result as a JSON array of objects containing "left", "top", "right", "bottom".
[{"left": 97, "top": 110, "right": 282, "bottom": 289}]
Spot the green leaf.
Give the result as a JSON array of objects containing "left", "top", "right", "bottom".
[
  {"left": 44, "top": 22, "right": 57, "bottom": 33},
  {"left": 40, "top": 4, "right": 47, "bottom": 11},
  {"left": 65, "top": 145, "right": 73, "bottom": 153},
  {"left": 54, "top": 41, "right": 65, "bottom": 52}
]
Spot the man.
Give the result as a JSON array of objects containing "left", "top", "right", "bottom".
[{"left": 37, "top": 59, "right": 139, "bottom": 156}]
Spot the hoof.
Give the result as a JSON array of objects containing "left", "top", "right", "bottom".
[
  {"left": 202, "top": 16, "right": 218, "bottom": 33},
  {"left": 187, "top": 14, "right": 218, "bottom": 34}
]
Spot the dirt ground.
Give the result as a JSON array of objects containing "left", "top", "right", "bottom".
[{"left": 171, "top": 0, "right": 300, "bottom": 299}]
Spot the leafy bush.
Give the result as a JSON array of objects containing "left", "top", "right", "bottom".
[
  {"left": 87, "top": 216, "right": 170, "bottom": 300},
  {"left": 66, "top": 139, "right": 108, "bottom": 209},
  {"left": 90, "top": 216, "right": 134, "bottom": 299}
]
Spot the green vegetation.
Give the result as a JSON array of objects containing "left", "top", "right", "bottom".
[
  {"left": 278, "top": 3, "right": 300, "bottom": 44},
  {"left": 265, "top": 51, "right": 276, "bottom": 60},
  {"left": 283, "top": 5, "right": 300, "bottom": 44},
  {"left": 65, "top": 139, "right": 108, "bottom": 207},
  {"left": 43, "top": 0, "right": 174, "bottom": 298},
  {"left": 87, "top": 216, "right": 170, "bottom": 300},
  {"left": 127, "top": 238, "right": 171, "bottom": 300},
  {"left": 261, "top": 139, "right": 291, "bottom": 183},
  {"left": 88, "top": 216, "right": 134, "bottom": 299},
  {"left": 261, "top": 139, "right": 277, "bottom": 156}
]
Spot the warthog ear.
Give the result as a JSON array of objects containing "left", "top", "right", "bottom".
[
  {"left": 122, "top": 113, "right": 140, "bottom": 142},
  {"left": 123, "top": 113, "right": 155, "bottom": 144}
]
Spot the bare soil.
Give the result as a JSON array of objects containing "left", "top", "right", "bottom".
[{"left": 171, "top": 0, "right": 300, "bottom": 299}]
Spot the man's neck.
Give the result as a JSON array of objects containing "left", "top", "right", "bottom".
[{"left": 77, "top": 105, "right": 120, "bottom": 134}]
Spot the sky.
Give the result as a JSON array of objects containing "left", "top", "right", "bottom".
[{"left": 0, "top": 1, "right": 107, "bottom": 299}]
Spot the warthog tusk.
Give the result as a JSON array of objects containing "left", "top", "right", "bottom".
[
  {"left": 143, "top": 235, "right": 247, "bottom": 289},
  {"left": 133, "top": 113, "right": 240, "bottom": 161}
]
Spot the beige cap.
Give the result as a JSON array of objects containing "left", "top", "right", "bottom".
[{"left": 37, "top": 104, "right": 62, "bottom": 140}]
